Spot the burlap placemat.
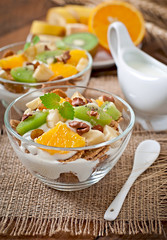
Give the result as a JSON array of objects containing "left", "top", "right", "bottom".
[{"left": 0, "top": 76, "right": 167, "bottom": 237}]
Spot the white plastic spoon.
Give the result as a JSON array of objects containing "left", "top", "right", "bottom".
[{"left": 104, "top": 140, "right": 160, "bottom": 221}]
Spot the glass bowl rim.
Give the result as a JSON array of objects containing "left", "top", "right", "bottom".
[
  {"left": 0, "top": 41, "right": 93, "bottom": 86},
  {"left": 4, "top": 85, "right": 135, "bottom": 151}
]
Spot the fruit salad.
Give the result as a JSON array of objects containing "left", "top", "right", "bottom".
[
  {"left": 10, "top": 88, "right": 123, "bottom": 183},
  {"left": 0, "top": 37, "right": 90, "bottom": 96}
]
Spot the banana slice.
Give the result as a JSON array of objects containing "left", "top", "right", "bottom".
[
  {"left": 76, "top": 57, "right": 89, "bottom": 72},
  {"left": 30, "top": 20, "right": 65, "bottom": 36},
  {"left": 46, "top": 7, "right": 77, "bottom": 26},
  {"left": 47, "top": 109, "right": 64, "bottom": 128},
  {"left": 0, "top": 69, "right": 7, "bottom": 79},
  {"left": 103, "top": 125, "right": 120, "bottom": 147},
  {"left": 33, "top": 64, "right": 54, "bottom": 82},
  {"left": 24, "top": 45, "right": 36, "bottom": 62},
  {"left": 26, "top": 97, "right": 42, "bottom": 110},
  {"left": 65, "top": 23, "right": 88, "bottom": 36},
  {"left": 82, "top": 129, "right": 105, "bottom": 146}
]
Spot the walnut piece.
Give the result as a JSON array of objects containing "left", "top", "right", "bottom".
[
  {"left": 69, "top": 121, "right": 90, "bottom": 135},
  {"left": 50, "top": 88, "right": 67, "bottom": 98},
  {"left": 92, "top": 125, "right": 103, "bottom": 132},
  {"left": 102, "top": 95, "right": 115, "bottom": 103},
  {"left": 72, "top": 97, "right": 86, "bottom": 106},
  {"left": 31, "top": 129, "right": 44, "bottom": 140},
  {"left": 56, "top": 51, "right": 71, "bottom": 63},
  {"left": 90, "top": 110, "right": 98, "bottom": 117},
  {"left": 2, "top": 50, "right": 14, "bottom": 58},
  {"left": 10, "top": 119, "right": 20, "bottom": 130}
]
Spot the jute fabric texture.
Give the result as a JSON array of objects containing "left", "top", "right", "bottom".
[{"left": 0, "top": 76, "right": 167, "bottom": 236}]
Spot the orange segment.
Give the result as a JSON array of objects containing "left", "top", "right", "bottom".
[
  {"left": 67, "top": 49, "right": 87, "bottom": 66},
  {"left": 0, "top": 54, "right": 26, "bottom": 69},
  {"left": 35, "top": 122, "right": 85, "bottom": 154},
  {"left": 88, "top": 1, "right": 145, "bottom": 50},
  {"left": 96, "top": 99, "right": 103, "bottom": 107},
  {"left": 49, "top": 62, "right": 78, "bottom": 79}
]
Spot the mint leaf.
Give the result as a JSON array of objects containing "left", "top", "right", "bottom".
[
  {"left": 40, "top": 93, "right": 60, "bottom": 109},
  {"left": 32, "top": 35, "right": 40, "bottom": 45},
  {"left": 24, "top": 42, "right": 31, "bottom": 51},
  {"left": 58, "top": 101, "right": 74, "bottom": 120}
]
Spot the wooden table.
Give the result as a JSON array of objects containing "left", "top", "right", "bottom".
[{"left": 0, "top": 1, "right": 166, "bottom": 239}]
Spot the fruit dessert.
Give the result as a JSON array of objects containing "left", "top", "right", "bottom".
[
  {"left": 10, "top": 88, "right": 123, "bottom": 183},
  {"left": 0, "top": 36, "right": 89, "bottom": 95}
]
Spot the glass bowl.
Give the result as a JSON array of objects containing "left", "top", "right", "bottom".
[
  {"left": 0, "top": 42, "right": 92, "bottom": 108},
  {"left": 4, "top": 85, "right": 135, "bottom": 191}
]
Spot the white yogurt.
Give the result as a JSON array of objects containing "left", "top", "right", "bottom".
[{"left": 19, "top": 123, "right": 99, "bottom": 182}]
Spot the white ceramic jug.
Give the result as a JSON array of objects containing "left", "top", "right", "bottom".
[{"left": 108, "top": 22, "right": 167, "bottom": 131}]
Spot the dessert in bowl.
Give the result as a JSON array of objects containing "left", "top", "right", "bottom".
[
  {"left": 0, "top": 40, "right": 92, "bottom": 108},
  {"left": 5, "top": 86, "right": 135, "bottom": 191}
]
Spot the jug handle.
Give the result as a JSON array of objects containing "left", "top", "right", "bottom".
[{"left": 107, "top": 22, "right": 134, "bottom": 66}]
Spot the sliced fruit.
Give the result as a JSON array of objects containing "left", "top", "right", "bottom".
[
  {"left": 74, "top": 103, "right": 112, "bottom": 126},
  {"left": 76, "top": 57, "right": 89, "bottom": 72},
  {"left": 35, "top": 122, "right": 85, "bottom": 154},
  {"left": 103, "top": 125, "right": 119, "bottom": 141},
  {"left": 30, "top": 20, "right": 65, "bottom": 36},
  {"left": 26, "top": 97, "right": 42, "bottom": 110},
  {"left": 82, "top": 129, "right": 105, "bottom": 146},
  {"left": 65, "top": 23, "right": 88, "bottom": 36},
  {"left": 101, "top": 101, "right": 121, "bottom": 120},
  {"left": 16, "top": 111, "right": 48, "bottom": 136},
  {"left": 88, "top": 1, "right": 145, "bottom": 49},
  {"left": 67, "top": 49, "right": 87, "bottom": 66},
  {"left": 96, "top": 99, "right": 104, "bottom": 107},
  {"left": 66, "top": 5, "right": 93, "bottom": 24},
  {"left": 49, "top": 62, "right": 78, "bottom": 79},
  {"left": 10, "top": 67, "right": 36, "bottom": 83},
  {"left": 33, "top": 64, "right": 54, "bottom": 82},
  {"left": 36, "top": 50, "right": 63, "bottom": 63},
  {"left": 46, "top": 7, "right": 77, "bottom": 26},
  {"left": 62, "top": 32, "right": 99, "bottom": 56},
  {"left": 0, "top": 54, "right": 26, "bottom": 69}
]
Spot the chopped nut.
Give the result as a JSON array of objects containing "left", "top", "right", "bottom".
[
  {"left": 92, "top": 125, "right": 103, "bottom": 132},
  {"left": 65, "top": 97, "right": 72, "bottom": 104},
  {"left": 110, "top": 120, "right": 119, "bottom": 131},
  {"left": 2, "top": 50, "right": 14, "bottom": 58},
  {"left": 56, "top": 51, "right": 71, "bottom": 63},
  {"left": 25, "top": 149, "right": 30, "bottom": 154},
  {"left": 86, "top": 99, "right": 92, "bottom": 103},
  {"left": 102, "top": 95, "right": 115, "bottom": 102},
  {"left": 21, "top": 114, "right": 32, "bottom": 121},
  {"left": 90, "top": 110, "right": 98, "bottom": 117},
  {"left": 44, "top": 45, "right": 50, "bottom": 51},
  {"left": 10, "top": 119, "right": 20, "bottom": 130},
  {"left": 72, "top": 97, "right": 86, "bottom": 106},
  {"left": 50, "top": 88, "right": 67, "bottom": 98},
  {"left": 31, "top": 129, "right": 44, "bottom": 140},
  {"left": 69, "top": 121, "right": 90, "bottom": 135}
]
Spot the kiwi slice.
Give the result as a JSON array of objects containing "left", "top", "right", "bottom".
[
  {"left": 101, "top": 102, "right": 121, "bottom": 120},
  {"left": 11, "top": 67, "right": 36, "bottom": 83},
  {"left": 74, "top": 104, "right": 111, "bottom": 126},
  {"left": 62, "top": 32, "right": 98, "bottom": 56},
  {"left": 16, "top": 111, "right": 48, "bottom": 136},
  {"left": 36, "top": 50, "right": 63, "bottom": 63}
]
